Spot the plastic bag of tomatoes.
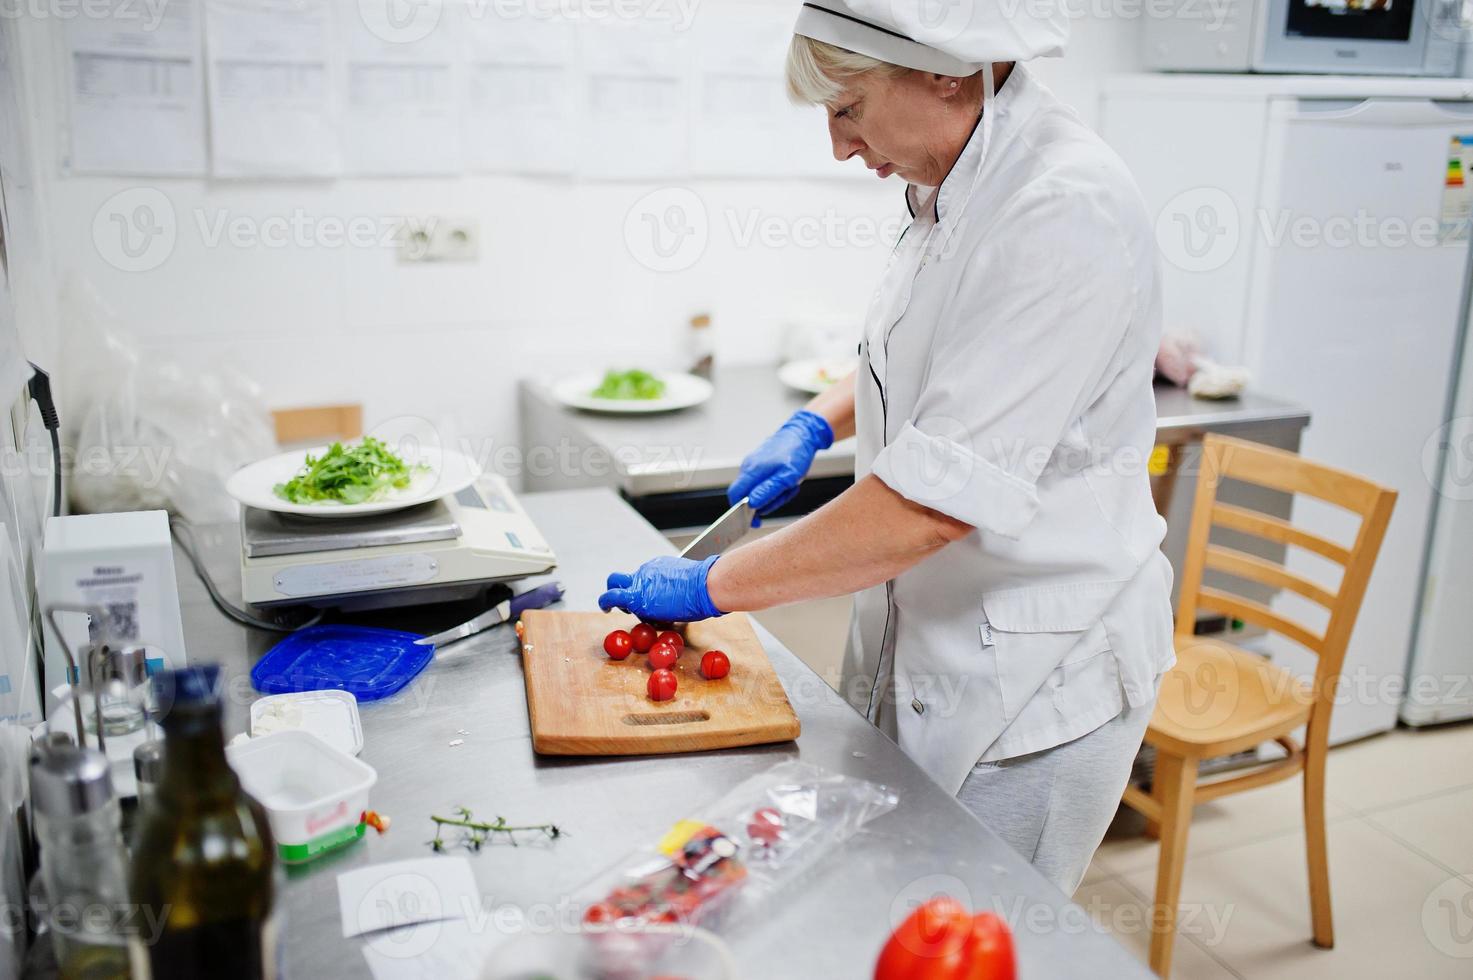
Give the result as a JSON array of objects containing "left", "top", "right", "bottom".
[{"left": 576, "top": 761, "right": 898, "bottom": 973}]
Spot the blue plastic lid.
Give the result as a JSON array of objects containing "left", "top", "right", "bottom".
[{"left": 251, "top": 625, "right": 431, "bottom": 702}]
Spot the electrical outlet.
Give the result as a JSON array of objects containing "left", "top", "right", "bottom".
[
  {"left": 397, "top": 217, "right": 480, "bottom": 263},
  {"left": 398, "top": 221, "right": 434, "bottom": 262}
]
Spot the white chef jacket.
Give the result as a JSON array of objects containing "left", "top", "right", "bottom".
[{"left": 842, "top": 64, "right": 1176, "bottom": 795}]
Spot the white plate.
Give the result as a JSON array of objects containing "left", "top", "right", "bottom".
[
  {"left": 551, "top": 371, "right": 713, "bottom": 414},
  {"left": 779, "top": 357, "right": 858, "bottom": 395},
  {"left": 227, "top": 444, "right": 481, "bottom": 518}
]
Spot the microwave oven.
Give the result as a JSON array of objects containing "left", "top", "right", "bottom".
[{"left": 1143, "top": 0, "right": 1461, "bottom": 75}]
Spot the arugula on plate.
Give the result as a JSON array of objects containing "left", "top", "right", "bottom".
[
  {"left": 272, "top": 437, "right": 427, "bottom": 505},
  {"left": 589, "top": 369, "right": 666, "bottom": 401}
]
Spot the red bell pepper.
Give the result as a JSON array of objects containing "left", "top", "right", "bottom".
[{"left": 874, "top": 897, "right": 1016, "bottom": 980}]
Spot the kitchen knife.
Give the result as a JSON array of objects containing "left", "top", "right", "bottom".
[
  {"left": 414, "top": 581, "right": 565, "bottom": 648},
  {"left": 679, "top": 497, "right": 754, "bottom": 562}
]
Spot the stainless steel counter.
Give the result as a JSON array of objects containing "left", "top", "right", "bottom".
[
  {"left": 519, "top": 365, "right": 1310, "bottom": 498},
  {"left": 178, "top": 488, "right": 1151, "bottom": 978}
]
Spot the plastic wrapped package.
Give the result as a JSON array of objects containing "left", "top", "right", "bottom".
[
  {"left": 573, "top": 761, "right": 898, "bottom": 976},
  {"left": 60, "top": 283, "right": 276, "bottom": 524},
  {"left": 1156, "top": 331, "right": 1250, "bottom": 399},
  {"left": 1155, "top": 332, "right": 1202, "bottom": 388}
]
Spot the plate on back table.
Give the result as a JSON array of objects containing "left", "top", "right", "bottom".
[
  {"left": 778, "top": 357, "right": 858, "bottom": 396},
  {"left": 226, "top": 444, "right": 481, "bottom": 519},
  {"left": 551, "top": 370, "right": 713, "bottom": 414}
]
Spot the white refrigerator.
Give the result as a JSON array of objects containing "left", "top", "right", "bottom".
[
  {"left": 1403, "top": 250, "right": 1473, "bottom": 727},
  {"left": 1103, "top": 75, "right": 1473, "bottom": 743}
]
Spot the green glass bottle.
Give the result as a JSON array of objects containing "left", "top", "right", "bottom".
[{"left": 127, "top": 665, "right": 279, "bottom": 979}]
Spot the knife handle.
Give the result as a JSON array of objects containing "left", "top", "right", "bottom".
[{"left": 510, "top": 581, "right": 565, "bottom": 617}]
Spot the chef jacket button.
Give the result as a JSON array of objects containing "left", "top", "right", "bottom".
[{"left": 911, "top": 698, "right": 925, "bottom": 715}]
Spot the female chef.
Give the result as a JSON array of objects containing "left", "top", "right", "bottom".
[{"left": 600, "top": 0, "right": 1176, "bottom": 893}]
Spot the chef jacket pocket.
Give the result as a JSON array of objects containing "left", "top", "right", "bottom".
[{"left": 981, "top": 583, "right": 1120, "bottom": 721}]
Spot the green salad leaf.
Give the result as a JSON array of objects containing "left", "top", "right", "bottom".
[
  {"left": 589, "top": 369, "right": 666, "bottom": 401},
  {"left": 272, "top": 437, "right": 427, "bottom": 505}
]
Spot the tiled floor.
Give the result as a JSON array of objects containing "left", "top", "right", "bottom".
[{"left": 1083, "top": 722, "right": 1473, "bottom": 978}]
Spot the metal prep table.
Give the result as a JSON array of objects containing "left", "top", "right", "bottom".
[
  {"left": 175, "top": 488, "right": 1153, "bottom": 978},
  {"left": 521, "top": 368, "right": 1310, "bottom": 620}
]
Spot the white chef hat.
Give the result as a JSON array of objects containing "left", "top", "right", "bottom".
[{"left": 793, "top": 0, "right": 1068, "bottom": 76}]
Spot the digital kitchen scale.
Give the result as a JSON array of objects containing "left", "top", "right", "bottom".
[{"left": 239, "top": 474, "right": 556, "bottom": 610}]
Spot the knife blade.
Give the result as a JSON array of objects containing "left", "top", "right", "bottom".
[
  {"left": 679, "top": 497, "right": 754, "bottom": 562},
  {"left": 414, "top": 581, "right": 565, "bottom": 648}
]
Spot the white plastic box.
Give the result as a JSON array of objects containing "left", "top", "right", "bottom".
[{"left": 227, "top": 729, "right": 377, "bottom": 864}]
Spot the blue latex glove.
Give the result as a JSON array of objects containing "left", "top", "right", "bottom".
[
  {"left": 727, "top": 410, "right": 834, "bottom": 523},
  {"left": 598, "top": 555, "right": 724, "bottom": 623}
]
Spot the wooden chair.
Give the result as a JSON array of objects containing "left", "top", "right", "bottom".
[
  {"left": 1121, "top": 434, "right": 1397, "bottom": 977},
  {"left": 270, "top": 404, "right": 363, "bottom": 447}
]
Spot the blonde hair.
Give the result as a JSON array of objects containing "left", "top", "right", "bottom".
[{"left": 785, "top": 34, "right": 908, "bottom": 106}]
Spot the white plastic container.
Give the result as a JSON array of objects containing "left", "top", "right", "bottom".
[
  {"left": 227, "top": 729, "right": 376, "bottom": 864},
  {"left": 249, "top": 690, "right": 363, "bottom": 756}
]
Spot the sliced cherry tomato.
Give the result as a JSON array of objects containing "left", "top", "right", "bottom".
[
  {"left": 700, "top": 649, "right": 730, "bottom": 680},
  {"left": 630, "top": 623, "right": 658, "bottom": 653},
  {"left": 648, "top": 642, "right": 678, "bottom": 670},
  {"left": 747, "top": 806, "right": 783, "bottom": 845},
  {"left": 657, "top": 630, "right": 684, "bottom": 651},
  {"left": 873, "top": 898, "right": 1015, "bottom": 980},
  {"left": 647, "top": 668, "right": 677, "bottom": 701},
  {"left": 603, "top": 629, "right": 633, "bottom": 660}
]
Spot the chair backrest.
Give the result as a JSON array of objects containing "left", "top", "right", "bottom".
[
  {"left": 1175, "top": 434, "right": 1397, "bottom": 737},
  {"left": 271, "top": 404, "right": 363, "bottom": 448}
]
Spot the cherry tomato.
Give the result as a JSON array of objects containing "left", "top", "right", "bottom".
[
  {"left": 747, "top": 806, "right": 783, "bottom": 845},
  {"left": 603, "top": 629, "right": 633, "bottom": 660},
  {"left": 657, "top": 630, "right": 684, "bottom": 651},
  {"left": 583, "top": 902, "right": 618, "bottom": 925},
  {"left": 630, "top": 623, "right": 658, "bottom": 654},
  {"left": 873, "top": 898, "right": 1015, "bottom": 980},
  {"left": 700, "top": 649, "right": 730, "bottom": 680},
  {"left": 647, "top": 642, "right": 678, "bottom": 670},
  {"left": 647, "top": 668, "right": 677, "bottom": 701}
]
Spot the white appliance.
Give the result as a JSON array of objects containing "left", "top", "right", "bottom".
[
  {"left": 41, "top": 509, "right": 188, "bottom": 690},
  {"left": 1143, "top": 0, "right": 1460, "bottom": 76},
  {"left": 1403, "top": 243, "right": 1473, "bottom": 725},
  {"left": 239, "top": 474, "right": 556, "bottom": 610},
  {"left": 1103, "top": 75, "right": 1473, "bottom": 742}
]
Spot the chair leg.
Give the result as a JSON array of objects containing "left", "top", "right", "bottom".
[
  {"left": 1304, "top": 748, "right": 1334, "bottom": 949},
  {"left": 1144, "top": 762, "right": 1164, "bottom": 839},
  {"left": 1149, "top": 752, "right": 1198, "bottom": 978}
]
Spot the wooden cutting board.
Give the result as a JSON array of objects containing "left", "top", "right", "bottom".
[{"left": 518, "top": 610, "right": 800, "bottom": 756}]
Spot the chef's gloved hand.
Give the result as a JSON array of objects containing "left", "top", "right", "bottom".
[
  {"left": 727, "top": 410, "right": 834, "bottom": 525},
  {"left": 599, "top": 555, "right": 725, "bottom": 623}
]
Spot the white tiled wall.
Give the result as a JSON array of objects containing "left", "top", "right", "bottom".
[{"left": 9, "top": 4, "right": 1147, "bottom": 484}]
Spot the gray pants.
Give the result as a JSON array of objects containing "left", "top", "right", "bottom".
[{"left": 956, "top": 698, "right": 1154, "bottom": 895}]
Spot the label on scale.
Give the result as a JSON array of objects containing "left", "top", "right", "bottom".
[{"left": 273, "top": 554, "right": 438, "bottom": 598}]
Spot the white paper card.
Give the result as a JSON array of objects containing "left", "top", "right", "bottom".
[
  {"left": 204, "top": 0, "right": 340, "bottom": 177},
  {"left": 360, "top": 917, "right": 507, "bottom": 980},
  {"left": 461, "top": 6, "right": 578, "bottom": 175},
  {"left": 63, "top": 0, "right": 208, "bottom": 175},
  {"left": 577, "top": 18, "right": 689, "bottom": 179},
  {"left": 341, "top": 3, "right": 459, "bottom": 175},
  {"left": 688, "top": 7, "right": 837, "bottom": 178},
  {"left": 337, "top": 857, "right": 480, "bottom": 939}
]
